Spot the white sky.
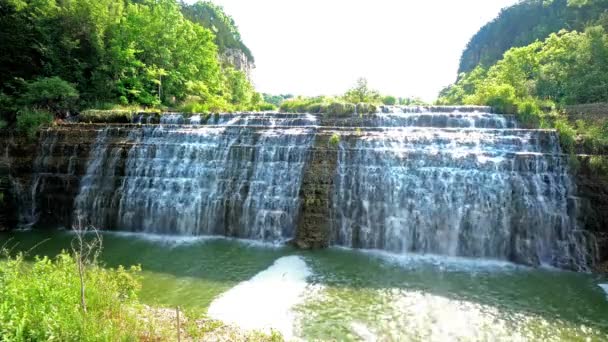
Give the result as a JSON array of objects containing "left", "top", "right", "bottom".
[{"left": 198, "top": 0, "right": 519, "bottom": 100}]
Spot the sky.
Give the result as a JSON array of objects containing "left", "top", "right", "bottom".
[{"left": 196, "top": 0, "right": 519, "bottom": 101}]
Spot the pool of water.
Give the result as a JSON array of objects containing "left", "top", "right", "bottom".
[{"left": 1, "top": 230, "right": 607, "bottom": 341}]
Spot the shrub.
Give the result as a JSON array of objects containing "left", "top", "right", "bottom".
[
  {"left": 19, "top": 77, "right": 79, "bottom": 117},
  {"left": 516, "top": 98, "right": 542, "bottom": 127},
  {"left": 180, "top": 100, "right": 208, "bottom": 114},
  {"left": 79, "top": 110, "right": 136, "bottom": 123},
  {"left": 0, "top": 251, "right": 146, "bottom": 341},
  {"left": 326, "top": 102, "right": 355, "bottom": 116},
  {"left": 555, "top": 118, "right": 577, "bottom": 153},
  {"left": 382, "top": 96, "right": 397, "bottom": 105},
  {"left": 258, "top": 103, "right": 277, "bottom": 111},
  {"left": 16, "top": 108, "right": 53, "bottom": 139},
  {"left": 356, "top": 103, "right": 377, "bottom": 115},
  {"left": 0, "top": 119, "right": 6, "bottom": 129},
  {"left": 329, "top": 133, "right": 341, "bottom": 146},
  {"left": 466, "top": 83, "right": 517, "bottom": 114}
]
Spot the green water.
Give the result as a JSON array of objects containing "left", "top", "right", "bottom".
[{"left": 2, "top": 230, "right": 607, "bottom": 341}]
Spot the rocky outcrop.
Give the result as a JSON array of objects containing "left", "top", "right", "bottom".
[
  {"left": 221, "top": 48, "right": 254, "bottom": 79},
  {"left": 295, "top": 132, "right": 338, "bottom": 249},
  {"left": 573, "top": 156, "right": 608, "bottom": 268}
]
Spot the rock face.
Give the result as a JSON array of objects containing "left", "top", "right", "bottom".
[
  {"left": 1, "top": 108, "right": 606, "bottom": 271},
  {"left": 573, "top": 156, "right": 608, "bottom": 267},
  {"left": 221, "top": 48, "right": 254, "bottom": 79}
]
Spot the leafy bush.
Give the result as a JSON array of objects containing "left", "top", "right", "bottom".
[
  {"left": 0, "top": 251, "right": 146, "bottom": 341},
  {"left": 326, "top": 102, "right": 355, "bottom": 116},
  {"left": 19, "top": 77, "right": 79, "bottom": 117},
  {"left": 467, "top": 83, "right": 518, "bottom": 114},
  {"left": 16, "top": 109, "right": 53, "bottom": 139},
  {"left": 343, "top": 78, "right": 381, "bottom": 103},
  {"left": 0, "top": 119, "right": 6, "bottom": 129},
  {"left": 329, "top": 133, "right": 341, "bottom": 146},
  {"left": 356, "top": 103, "right": 377, "bottom": 115},
  {"left": 79, "top": 110, "right": 136, "bottom": 123},
  {"left": 555, "top": 118, "right": 577, "bottom": 153},
  {"left": 258, "top": 102, "right": 277, "bottom": 112},
  {"left": 382, "top": 96, "right": 397, "bottom": 105},
  {"left": 516, "top": 98, "right": 542, "bottom": 127}
]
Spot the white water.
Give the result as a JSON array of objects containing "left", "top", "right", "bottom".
[
  {"left": 332, "top": 108, "right": 596, "bottom": 270},
  {"left": 207, "top": 256, "right": 311, "bottom": 339},
  {"left": 600, "top": 284, "right": 608, "bottom": 300}
]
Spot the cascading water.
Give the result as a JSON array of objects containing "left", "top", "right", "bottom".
[
  {"left": 332, "top": 106, "right": 596, "bottom": 270},
  {"left": 18, "top": 129, "right": 80, "bottom": 226},
  {"left": 73, "top": 114, "right": 316, "bottom": 242}
]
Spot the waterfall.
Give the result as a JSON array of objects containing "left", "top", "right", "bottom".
[
  {"left": 13, "top": 128, "right": 83, "bottom": 227},
  {"left": 332, "top": 107, "right": 595, "bottom": 270},
  {"left": 73, "top": 114, "right": 316, "bottom": 242}
]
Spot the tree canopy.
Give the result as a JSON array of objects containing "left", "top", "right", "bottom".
[
  {"left": 0, "top": 0, "right": 262, "bottom": 128},
  {"left": 458, "top": 0, "right": 608, "bottom": 74}
]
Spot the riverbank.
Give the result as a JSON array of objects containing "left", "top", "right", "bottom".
[{"left": 142, "top": 306, "right": 283, "bottom": 341}]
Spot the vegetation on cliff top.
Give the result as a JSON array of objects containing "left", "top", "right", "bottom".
[
  {"left": 279, "top": 78, "right": 426, "bottom": 116},
  {"left": 441, "top": 0, "right": 608, "bottom": 155},
  {"left": 181, "top": 1, "right": 255, "bottom": 63},
  {"left": 0, "top": 0, "right": 269, "bottom": 135},
  {"left": 459, "top": 0, "right": 608, "bottom": 73}
]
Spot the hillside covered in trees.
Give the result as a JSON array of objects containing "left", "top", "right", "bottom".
[
  {"left": 0, "top": 0, "right": 264, "bottom": 134},
  {"left": 440, "top": 0, "right": 608, "bottom": 155},
  {"left": 459, "top": 0, "right": 608, "bottom": 73}
]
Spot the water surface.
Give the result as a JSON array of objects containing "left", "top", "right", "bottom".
[{"left": 2, "top": 230, "right": 607, "bottom": 341}]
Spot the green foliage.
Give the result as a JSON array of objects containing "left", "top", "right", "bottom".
[
  {"left": 329, "top": 133, "right": 341, "bottom": 146},
  {"left": 356, "top": 103, "right": 378, "bottom": 115},
  {"left": 16, "top": 109, "right": 53, "bottom": 139},
  {"left": 442, "top": 21, "right": 608, "bottom": 155},
  {"left": 441, "top": 27, "right": 608, "bottom": 109},
  {"left": 399, "top": 97, "right": 428, "bottom": 106},
  {"left": 280, "top": 97, "right": 364, "bottom": 116},
  {"left": 0, "top": 0, "right": 258, "bottom": 126},
  {"left": 343, "top": 78, "right": 381, "bottom": 104},
  {"left": 555, "top": 118, "right": 577, "bottom": 153},
  {"left": 0, "top": 251, "right": 144, "bottom": 341},
  {"left": 181, "top": 1, "right": 254, "bottom": 63},
  {"left": 19, "top": 77, "right": 79, "bottom": 117},
  {"left": 382, "top": 96, "right": 397, "bottom": 105},
  {"left": 80, "top": 110, "right": 135, "bottom": 123},
  {"left": 0, "top": 120, "right": 6, "bottom": 130},
  {"left": 458, "top": 0, "right": 608, "bottom": 73},
  {"left": 258, "top": 103, "right": 277, "bottom": 111},
  {"left": 263, "top": 94, "right": 294, "bottom": 106}
]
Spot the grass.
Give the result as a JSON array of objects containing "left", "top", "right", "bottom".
[{"left": 0, "top": 246, "right": 284, "bottom": 341}]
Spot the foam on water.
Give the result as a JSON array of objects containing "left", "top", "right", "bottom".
[
  {"left": 600, "top": 284, "right": 608, "bottom": 300},
  {"left": 207, "top": 256, "right": 311, "bottom": 339},
  {"left": 89, "top": 231, "right": 286, "bottom": 249},
  {"left": 346, "top": 247, "right": 526, "bottom": 272}
]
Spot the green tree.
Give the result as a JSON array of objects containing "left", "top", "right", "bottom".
[
  {"left": 343, "top": 78, "right": 381, "bottom": 103},
  {"left": 382, "top": 96, "right": 397, "bottom": 105},
  {"left": 19, "top": 77, "right": 79, "bottom": 117}
]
